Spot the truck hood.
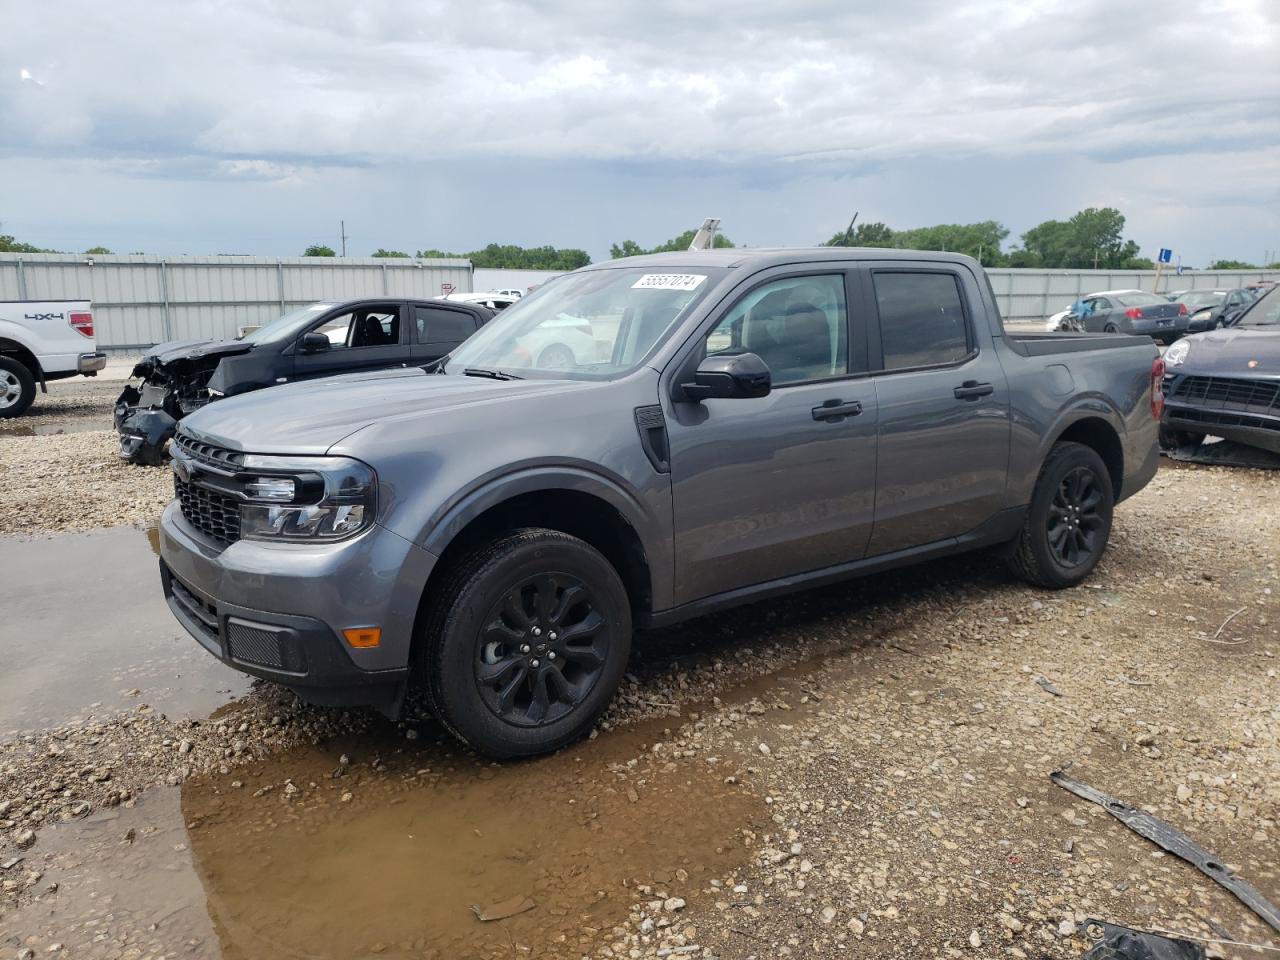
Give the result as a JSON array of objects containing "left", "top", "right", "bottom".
[
  {"left": 178, "top": 367, "right": 576, "bottom": 454},
  {"left": 138, "top": 338, "right": 253, "bottom": 366},
  {"left": 1181, "top": 326, "right": 1280, "bottom": 377}
]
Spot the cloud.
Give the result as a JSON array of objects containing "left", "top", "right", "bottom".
[{"left": 2, "top": 0, "right": 1276, "bottom": 168}]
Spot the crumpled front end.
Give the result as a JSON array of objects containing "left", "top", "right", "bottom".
[{"left": 114, "top": 354, "right": 221, "bottom": 465}]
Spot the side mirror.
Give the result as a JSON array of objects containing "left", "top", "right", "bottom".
[
  {"left": 300, "top": 331, "right": 331, "bottom": 353},
  {"left": 680, "top": 352, "right": 771, "bottom": 401}
]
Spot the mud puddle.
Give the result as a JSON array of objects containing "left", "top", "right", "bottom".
[
  {"left": 0, "top": 420, "right": 106, "bottom": 438},
  {"left": 0, "top": 526, "right": 249, "bottom": 733},
  {"left": 3, "top": 714, "right": 766, "bottom": 959}
]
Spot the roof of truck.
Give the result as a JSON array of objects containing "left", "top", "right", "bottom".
[{"left": 581, "top": 247, "right": 981, "bottom": 272}]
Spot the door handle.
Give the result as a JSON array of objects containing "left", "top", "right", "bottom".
[
  {"left": 812, "top": 399, "right": 863, "bottom": 421},
  {"left": 954, "top": 381, "right": 994, "bottom": 400}
]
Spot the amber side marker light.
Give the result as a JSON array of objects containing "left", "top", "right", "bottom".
[{"left": 343, "top": 627, "right": 382, "bottom": 648}]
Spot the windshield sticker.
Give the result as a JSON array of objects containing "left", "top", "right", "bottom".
[{"left": 631, "top": 274, "right": 707, "bottom": 292}]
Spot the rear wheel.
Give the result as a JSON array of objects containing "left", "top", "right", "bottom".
[
  {"left": 1103, "top": 322, "right": 1119, "bottom": 334},
  {"left": 0, "top": 357, "right": 36, "bottom": 418},
  {"left": 537, "top": 343, "right": 576, "bottom": 369},
  {"left": 420, "top": 528, "right": 632, "bottom": 758},
  {"left": 1008, "top": 442, "right": 1114, "bottom": 589}
]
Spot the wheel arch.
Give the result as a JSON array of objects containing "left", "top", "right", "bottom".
[
  {"left": 413, "top": 472, "right": 662, "bottom": 655},
  {"left": 1048, "top": 415, "right": 1124, "bottom": 500},
  {"left": 0, "top": 337, "right": 42, "bottom": 379}
]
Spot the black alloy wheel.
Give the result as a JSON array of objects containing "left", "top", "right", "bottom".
[
  {"left": 1007, "top": 441, "right": 1114, "bottom": 589},
  {"left": 420, "top": 528, "right": 632, "bottom": 758},
  {"left": 475, "top": 573, "right": 610, "bottom": 726},
  {"left": 1046, "top": 466, "right": 1104, "bottom": 568}
]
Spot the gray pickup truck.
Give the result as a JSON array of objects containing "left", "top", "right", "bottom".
[{"left": 157, "top": 249, "right": 1162, "bottom": 757}]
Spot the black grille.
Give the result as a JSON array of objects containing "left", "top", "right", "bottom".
[
  {"left": 227, "top": 619, "right": 287, "bottom": 669},
  {"left": 174, "top": 432, "right": 244, "bottom": 469},
  {"left": 175, "top": 475, "right": 242, "bottom": 545},
  {"left": 1170, "top": 375, "right": 1280, "bottom": 415}
]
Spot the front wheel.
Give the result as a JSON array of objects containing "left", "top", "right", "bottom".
[
  {"left": 419, "top": 529, "right": 632, "bottom": 758},
  {"left": 1008, "top": 442, "right": 1115, "bottom": 589}
]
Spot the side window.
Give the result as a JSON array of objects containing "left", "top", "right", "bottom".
[
  {"left": 415, "top": 307, "right": 477, "bottom": 344},
  {"left": 314, "top": 307, "right": 400, "bottom": 350},
  {"left": 705, "top": 274, "right": 848, "bottom": 386},
  {"left": 872, "top": 272, "right": 970, "bottom": 371}
]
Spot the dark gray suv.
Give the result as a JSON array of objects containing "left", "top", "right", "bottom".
[{"left": 158, "top": 249, "right": 1161, "bottom": 757}]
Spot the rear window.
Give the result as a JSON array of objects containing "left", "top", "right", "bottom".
[
  {"left": 873, "top": 272, "right": 970, "bottom": 371},
  {"left": 415, "top": 306, "right": 476, "bottom": 343},
  {"left": 1115, "top": 292, "right": 1165, "bottom": 307}
]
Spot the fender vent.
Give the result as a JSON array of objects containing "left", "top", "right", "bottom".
[{"left": 634, "top": 405, "right": 670, "bottom": 474}]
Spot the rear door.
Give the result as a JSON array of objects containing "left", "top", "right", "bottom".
[
  {"left": 410, "top": 304, "right": 485, "bottom": 363},
  {"left": 290, "top": 302, "right": 410, "bottom": 381},
  {"left": 861, "top": 263, "right": 1011, "bottom": 557},
  {"left": 666, "top": 267, "right": 879, "bottom": 604}
]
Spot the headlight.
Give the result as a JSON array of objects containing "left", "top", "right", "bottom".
[
  {"left": 1191, "top": 309, "right": 1212, "bottom": 322},
  {"left": 1165, "top": 339, "right": 1191, "bottom": 366},
  {"left": 237, "top": 455, "right": 376, "bottom": 542}
]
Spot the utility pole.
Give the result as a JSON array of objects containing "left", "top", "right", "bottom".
[{"left": 340, "top": 220, "right": 348, "bottom": 258}]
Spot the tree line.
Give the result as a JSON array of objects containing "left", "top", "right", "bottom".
[{"left": 4, "top": 220, "right": 1274, "bottom": 272}]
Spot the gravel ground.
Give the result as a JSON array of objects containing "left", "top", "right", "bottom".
[
  {"left": 1, "top": 417, "right": 1277, "bottom": 957},
  {"left": 0, "top": 379, "right": 171, "bottom": 537}
]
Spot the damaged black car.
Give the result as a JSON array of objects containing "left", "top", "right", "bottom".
[
  {"left": 114, "top": 297, "right": 493, "bottom": 464},
  {"left": 1160, "top": 285, "right": 1280, "bottom": 454}
]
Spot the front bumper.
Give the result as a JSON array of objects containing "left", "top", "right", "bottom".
[
  {"left": 1162, "top": 405, "right": 1280, "bottom": 454},
  {"left": 158, "top": 500, "right": 437, "bottom": 714},
  {"left": 78, "top": 352, "right": 107, "bottom": 374}
]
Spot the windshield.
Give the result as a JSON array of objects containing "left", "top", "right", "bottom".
[
  {"left": 240, "top": 303, "right": 333, "bottom": 343},
  {"left": 1175, "top": 291, "right": 1225, "bottom": 308},
  {"left": 1115, "top": 292, "right": 1165, "bottom": 307},
  {"left": 1238, "top": 287, "right": 1280, "bottom": 327},
  {"left": 445, "top": 267, "right": 726, "bottom": 379}
]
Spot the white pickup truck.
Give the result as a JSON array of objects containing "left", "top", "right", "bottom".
[{"left": 0, "top": 299, "right": 107, "bottom": 417}]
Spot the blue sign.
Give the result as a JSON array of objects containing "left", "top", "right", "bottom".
[{"left": 1158, "top": 248, "right": 1173, "bottom": 264}]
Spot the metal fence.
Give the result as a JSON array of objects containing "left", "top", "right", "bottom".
[
  {"left": 4, "top": 253, "right": 1275, "bottom": 348},
  {"left": 987, "top": 269, "right": 1280, "bottom": 324},
  {"left": 0, "top": 254, "right": 473, "bottom": 352}
]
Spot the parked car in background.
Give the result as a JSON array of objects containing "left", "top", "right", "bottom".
[
  {"left": 0, "top": 299, "right": 106, "bottom": 418},
  {"left": 444, "top": 291, "right": 518, "bottom": 311},
  {"left": 496, "top": 288, "right": 524, "bottom": 299},
  {"left": 115, "top": 297, "right": 493, "bottom": 464},
  {"left": 1063, "top": 289, "right": 1188, "bottom": 343},
  {"left": 1178, "top": 288, "right": 1255, "bottom": 332},
  {"left": 155, "top": 248, "right": 1161, "bottom": 758},
  {"left": 1161, "top": 286, "right": 1280, "bottom": 451}
]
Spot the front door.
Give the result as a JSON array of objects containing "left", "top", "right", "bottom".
[
  {"left": 861, "top": 265, "right": 1011, "bottom": 557},
  {"left": 666, "top": 270, "right": 878, "bottom": 605},
  {"left": 291, "top": 303, "right": 410, "bottom": 381}
]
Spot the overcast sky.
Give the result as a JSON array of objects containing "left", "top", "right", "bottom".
[{"left": 2, "top": 0, "right": 1277, "bottom": 265}]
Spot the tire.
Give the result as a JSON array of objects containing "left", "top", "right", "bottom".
[
  {"left": 0, "top": 356, "right": 36, "bottom": 419},
  {"left": 419, "top": 528, "right": 632, "bottom": 759},
  {"left": 1008, "top": 442, "right": 1115, "bottom": 590},
  {"left": 1159, "top": 423, "right": 1204, "bottom": 451},
  {"left": 1103, "top": 322, "right": 1119, "bottom": 334},
  {"left": 536, "top": 343, "right": 576, "bottom": 369}
]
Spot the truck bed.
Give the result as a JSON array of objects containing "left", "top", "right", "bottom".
[{"left": 1003, "top": 331, "right": 1158, "bottom": 358}]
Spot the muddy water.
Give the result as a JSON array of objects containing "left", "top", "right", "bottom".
[
  {"left": 0, "top": 420, "right": 106, "bottom": 437},
  {"left": 182, "top": 719, "right": 761, "bottom": 959},
  {"left": 2, "top": 717, "right": 763, "bottom": 959},
  {"left": 0, "top": 526, "right": 249, "bottom": 732}
]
